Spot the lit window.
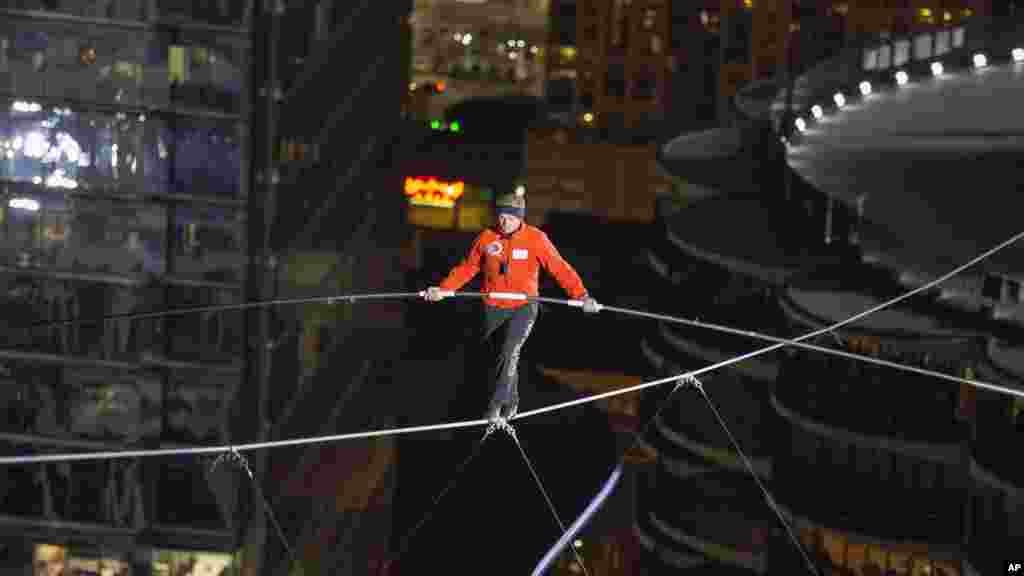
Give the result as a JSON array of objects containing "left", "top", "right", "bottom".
[
  {"left": 643, "top": 8, "right": 657, "bottom": 29},
  {"left": 650, "top": 35, "right": 662, "bottom": 54}
]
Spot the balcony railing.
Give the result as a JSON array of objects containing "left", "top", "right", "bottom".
[
  {"left": 765, "top": 14, "right": 1024, "bottom": 139},
  {"left": 777, "top": 354, "right": 964, "bottom": 445}
]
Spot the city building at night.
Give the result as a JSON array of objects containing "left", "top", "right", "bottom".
[
  {"left": 0, "top": 1, "right": 415, "bottom": 574},
  {"left": 0, "top": 1, "right": 248, "bottom": 572},
  {"left": 408, "top": 0, "right": 550, "bottom": 122},
  {"left": 642, "top": 3, "right": 1024, "bottom": 575}
]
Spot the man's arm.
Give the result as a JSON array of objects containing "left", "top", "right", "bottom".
[
  {"left": 537, "top": 231, "right": 588, "bottom": 300},
  {"left": 438, "top": 232, "right": 485, "bottom": 292}
]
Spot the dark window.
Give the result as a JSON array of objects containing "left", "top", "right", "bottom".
[
  {"left": 633, "top": 72, "right": 657, "bottom": 100},
  {"left": 723, "top": 11, "right": 752, "bottom": 64},
  {"left": 555, "top": 2, "right": 578, "bottom": 45},
  {"left": 605, "top": 63, "right": 625, "bottom": 98}
]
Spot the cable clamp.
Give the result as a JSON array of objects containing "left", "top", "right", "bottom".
[
  {"left": 678, "top": 374, "right": 703, "bottom": 391},
  {"left": 209, "top": 447, "right": 255, "bottom": 480}
]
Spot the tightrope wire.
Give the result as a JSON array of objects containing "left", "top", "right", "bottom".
[{"left": 2, "top": 230, "right": 1021, "bottom": 467}]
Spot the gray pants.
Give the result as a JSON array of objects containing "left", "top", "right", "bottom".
[{"left": 482, "top": 302, "right": 539, "bottom": 412}]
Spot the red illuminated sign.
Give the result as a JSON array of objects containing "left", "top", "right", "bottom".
[{"left": 404, "top": 177, "right": 465, "bottom": 207}]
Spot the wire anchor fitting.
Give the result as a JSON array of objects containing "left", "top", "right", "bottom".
[
  {"left": 209, "top": 446, "right": 254, "bottom": 480},
  {"left": 676, "top": 374, "right": 702, "bottom": 392}
]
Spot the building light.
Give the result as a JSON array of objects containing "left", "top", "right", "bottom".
[
  {"left": 582, "top": 112, "right": 594, "bottom": 124},
  {"left": 404, "top": 177, "right": 465, "bottom": 208},
  {"left": 409, "top": 82, "right": 417, "bottom": 91},
  {"left": 930, "top": 61, "right": 944, "bottom": 76},
  {"left": 943, "top": 11, "right": 952, "bottom": 22},
  {"left": 743, "top": 0, "right": 753, "bottom": 9},
  {"left": 973, "top": 53, "right": 988, "bottom": 69},
  {"left": 23, "top": 131, "right": 49, "bottom": 159},
  {"left": 530, "top": 45, "right": 539, "bottom": 55},
  {"left": 794, "top": 117, "right": 807, "bottom": 132},
  {"left": 11, "top": 100, "right": 42, "bottom": 113},
  {"left": 919, "top": 8, "right": 932, "bottom": 19},
  {"left": 895, "top": 69, "right": 909, "bottom": 85},
  {"left": 1013, "top": 48, "right": 1024, "bottom": 63},
  {"left": 45, "top": 169, "right": 78, "bottom": 190},
  {"left": 514, "top": 185, "right": 526, "bottom": 197},
  {"left": 859, "top": 81, "right": 872, "bottom": 96},
  {"left": 833, "top": 92, "right": 846, "bottom": 108},
  {"left": 9, "top": 197, "right": 40, "bottom": 212},
  {"left": 462, "top": 34, "right": 473, "bottom": 46},
  {"left": 811, "top": 105, "right": 824, "bottom": 120}
]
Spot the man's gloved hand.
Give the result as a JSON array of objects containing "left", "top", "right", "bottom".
[
  {"left": 582, "top": 296, "right": 601, "bottom": 314},
  {"left": 424, "top": 286, "right": 448, "bottom": 302}
]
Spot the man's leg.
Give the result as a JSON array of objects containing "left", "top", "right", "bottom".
[
  {"left": 482, "top": 305, "right": 512, "bottom": 420},
  {"left": 494, "top": 302, "right": 539, "bottom": 418}
]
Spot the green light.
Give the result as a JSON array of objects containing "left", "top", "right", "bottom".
[
  {"left": 430, "top": 120, "right": 441, "bottom": 130},
  {"left": 450, "top": 121, "right": 461, "bottom": 132}
]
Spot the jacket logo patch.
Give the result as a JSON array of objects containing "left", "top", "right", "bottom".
[
  {"left": 486, "top": 241, "right": 503, "bottom": 256},
  {"left": 512, "top": 248, "right": 529, "bottom": 260}
]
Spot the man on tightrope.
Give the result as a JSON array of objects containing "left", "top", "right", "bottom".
[{"left": 424, "top": 190, "right": 601, "bottom": 423}]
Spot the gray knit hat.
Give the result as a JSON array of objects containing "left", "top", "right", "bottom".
[{"left": 496, "top": 191, "right": 526, "bottom": 218}]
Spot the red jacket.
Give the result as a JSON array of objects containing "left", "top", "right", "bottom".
[{"left": 439, "top": 223, "right": 588, "bottom": 308}]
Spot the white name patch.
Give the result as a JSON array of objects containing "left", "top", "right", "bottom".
[{"left": 512, "top": 248, "right": 529, "bottom": 260}]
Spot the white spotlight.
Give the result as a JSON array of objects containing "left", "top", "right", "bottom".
[
  {"left": 895, "top": 70, "right": 909, "bottom": 85},
  {"left": 811, "top": 105, "right": 824, "bottom": 120},
  {"left": 930, "top": 61, "right": 944, "bottom": 76},
  {"left": 794, "top": 117, "right": 807, "bottom": 132},
  {"left": 972, "top": 53, "right": 988, "bottom": 68},
  {"left": 833, "top": 92, "right": 846, "bottom": 108},
  {"left": 1013, "top": 47, "right": 1024, "bottom": 62},
  {"left": 858, "top": 81, "right": 872, "bottom": 96}
]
